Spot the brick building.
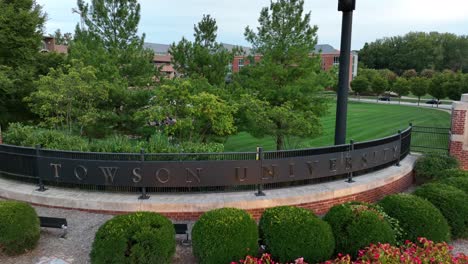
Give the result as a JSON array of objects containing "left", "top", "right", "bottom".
[
  {"left": 144, "top": 42, "right": 358, "bottom": 83},
  {"left": 41, "top": 36, "right": 68, "bottom": 54}
]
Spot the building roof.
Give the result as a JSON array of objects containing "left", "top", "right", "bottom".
[
  {"left": 144, "top": 42, "right": 343, "bottom": 56},
  {"left": 314, "top": 44, "right": 339, "bottom": 54},
  {"left": 154, "top": 54, "right": 172, "bottom": 63}
]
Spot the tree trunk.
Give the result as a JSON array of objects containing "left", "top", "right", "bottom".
[{"left": 276, "top": 134, "right": 284, "bottom": 151}]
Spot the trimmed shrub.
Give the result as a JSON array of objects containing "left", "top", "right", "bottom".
[
  {"left": 323, "top": 202, "right": 396, "bottom": 257},
  {"left": 438, "top": 177, "right": 468, "bottom": 194},
  {"left": 434, "top": 169, "right": 468, "bottom": 179},
  {"left": 378, "top": 194, "right": 451, "bottom": 243},
  {"left": 414, "top": 183, "right": 468, "bottom": 238},
  {"left": 259, "top": 206, "right": 335, "bottom": 263},
  {"left": 0, "top": 201, "right": 40, "bottom": 255},
  {"left": 414, "top": 154, "right": 459, "bottom": 183},
  {"left": 192, "top": 208, "right": 258, "bottom": 264},
  {"left": 90, "top": 212, "right": 175, "bottom": 264}
]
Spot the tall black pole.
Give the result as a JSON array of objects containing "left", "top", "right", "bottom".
[{"left": 335, "top": 1, "right": 355, "bottom": 145}]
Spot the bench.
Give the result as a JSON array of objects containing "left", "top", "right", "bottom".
[
  {"left": 39, "top": 216, "right": 68, "bottom": 238},
  {"left": 174, "top": 223, "right": 190, "bottom": 246}
]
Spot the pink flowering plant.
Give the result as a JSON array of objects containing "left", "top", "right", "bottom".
[
  {"left": 324, "top": 237, "right": 468, "bottom": 264},
  {"left": 232, "top": 253, "right": 308, "bottom": 264}
]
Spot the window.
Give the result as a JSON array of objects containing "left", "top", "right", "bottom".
[
  {"left": 333, "top": 56, "right": 340, "bottom": 65},
  {"left": 238, "top": 59, "right": 244, "bottom": 69}
]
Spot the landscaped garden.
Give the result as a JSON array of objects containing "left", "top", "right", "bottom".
[{"left": 1, "top": 154, "right": 468, "bottom": 263}]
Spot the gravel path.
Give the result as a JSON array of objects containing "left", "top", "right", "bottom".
[{"left": 0, "top": 197, "right": 466, "bottom": 264}]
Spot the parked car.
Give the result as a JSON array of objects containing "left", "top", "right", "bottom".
[
  {"left": 425, "top": 99, "right": 440, "bottom": 105},
  {"left": 378, "top": 96, "right": 391, "bottom": 101}
]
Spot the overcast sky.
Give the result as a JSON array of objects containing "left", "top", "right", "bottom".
[{"left": 37, "top": 0, "right": 468, "bottom": 50}]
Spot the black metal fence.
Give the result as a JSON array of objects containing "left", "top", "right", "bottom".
[
  {"left": 0, "top": 127, "right": 412, "bottom": 196},
  {"left": 410, "top": 125, "right": 451, "bottom": 154}
]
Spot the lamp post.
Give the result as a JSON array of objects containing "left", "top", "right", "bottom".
[{"left": 334, "top": 0, "right": 356, "bottom": 145}]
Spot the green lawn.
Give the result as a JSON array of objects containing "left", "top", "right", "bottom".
[{"left": 224, "top": 102, "right": 450, "bottom": 151}]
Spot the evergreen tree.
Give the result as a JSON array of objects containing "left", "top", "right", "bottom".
[
  {"left": 75, "top": 0, "right": 156, "bottom": 86},
  {"left": 170, "top": 15, "right": 234, "bottom": 85},
  {"left": 239, "top": 0, "right": 331, "bottom": 150},
  {"left": 0, "top": 0, "right": 46, "bottom": 125}
]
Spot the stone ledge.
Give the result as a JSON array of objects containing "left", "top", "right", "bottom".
[{"left": 0, "top": 155, "right": 417, "bottom": 220}]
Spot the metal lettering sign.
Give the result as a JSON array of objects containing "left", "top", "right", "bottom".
[{"left": 0, "top": 128, "right": 411, "bottom": 190}]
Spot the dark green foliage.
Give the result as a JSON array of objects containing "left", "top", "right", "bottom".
[
  {"left": 414, "top": 154, "right": 459, "bottom": 183},
  {"left": 0, "top": 201, "right": 40, "bottom": 255},
  {"left": 438, "top": 177, "right": 468, "bottom": 194},
  {"left": 240, "top": 0, "right": 332, "bottom": 150},
  {"left": 434, "top": 169, "right": 468, "bottom": 179},
  {"left": 259, "top": 206, "right": 335, "bottom": 263},
  {"left": 90, "top": 212, "right": 175, "bottom": 264},
  {"left": 378, "top": 194, "right": 451, "bottom": 243},
  {"left": 192, "top": 208, "right": 258, "bottom": 264},
  {"left": 350, "top": 76, "right": 370, "bottom": 96},
  {"left": 323, "top": 202, "right": 396, "bottom": 257},
  {"left": 359, "top": 32, "right": 468, "bottom": 73},
  {"left": 414, "top": 183, "right": 468, "bottom": 238},
  {"left": 410, "top": 77, "right": 429, "bottom": 105}
]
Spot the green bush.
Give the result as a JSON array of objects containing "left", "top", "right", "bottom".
[
  {"left": 323, "top": 202, "right": 396, "bottom": 257},
  {"left": 434, "top": 169, "right": 468, "bottom": 179},
  {"left": 414, "top": 154, "right": 459, "bottom": 183},
  {"left": 90, "top": 212, "right": 175, "bottom": 264},
  {"left": 259, "top": 206, "right": 335, "bottom": 263},
  {"left": 414, "top": 183, "right": 468, "bottom": 238},
  {"left": 0, "top": 201, "right": 40, "bottom": 255},
  {"left": 378, "top": 194, "right": 451, "bottom": 243},
  {"left": 192, "top": 208, "right": 258, "bottom": 264},
  {"left": 438, "top": 177, "right": 468, "bottom": 194}
]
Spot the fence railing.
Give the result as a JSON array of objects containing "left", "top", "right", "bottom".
[{"left": 0, "top": 127, "right": 412, "bottom": 196}]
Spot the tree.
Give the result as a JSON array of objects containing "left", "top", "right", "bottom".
[
  {"left": 26, "top": 62, "right": 110, "bottom": 134},
  {"left": 75, "top": 0, "right": 156, "bottom": 86},
  {"left": 135, "top": 79, "right": 237, "bottom": 143},
  {"left": 420, "top": 69, "right": 435, "bottom": 78},
  {"left": 350, "top": 76, "right": 369, "bottom": 100},
  {"left": 410, "top": 77, "right": 429, "bottom": 105},
  {"left": 402, "top": 69, "right": 418, "bottom": 79},
  {"left": 391, "top": 77, "right": 410, "bottom": 104},
  {"left": 0, "top": 0, "right": 46, "bottom": 125},
  {"left": 170, "top": 15, "right": 234, "bottom": 85},
  {"left": 427, "top": 73, "right": 446, "bottom": 107},
  {"left": 53, "top": 29, "right": 73, "bottom": 45},
  {"left": 370, "top": 76, "right": 388, "bottom": 101},
  {"left": 240, "top": 0, "right": 331, "bottom": 150}
]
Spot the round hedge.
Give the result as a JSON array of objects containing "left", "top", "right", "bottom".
[
  {"left": 323, "top": 202, "right": 396, "bottom": 257},
  {"left": 378, "top": 194, "right": 451, "bottom": 243},
  {"left": 438, "top": 177, "right": 468, "bottom": 194},
  {"left": 414, "top": 183, "right": 468, "bottom": 238},
  {"left": 192, "top": 208, "right": 258, "bottom": 264},
  {"left": 414, "top": 154, "right": 459, "bottom": 183},
  {"left": 259, "top": 206, "right": 334, "bottom": 263},
  {"left": 0, "top": 201, "right": 40, "bottom": 255},
  {"left": 90, "top": 212, "right": 175, "bottom": 264}
]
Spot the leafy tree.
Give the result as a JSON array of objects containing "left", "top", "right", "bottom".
[
  {"left": 428, "top": 73, "right": 446, "bottom": 106},
  {"left": 53, "top": 29, "right": 73, "bottom": 45},
  {"left": 170, "top": 15, "right": 234, "bottom": 85},
  {"left": 391, "top": 77, "right": 410, "bottom": 104},
  {"left": 402, "top": 69, "right": 418, "bottom": 79},
  {"left": 26, "top": 62, "right": 110, "bottom": 134},
  {"left": 410, "top": 77, "right": 429, "bottom": 105},
  {"left": 370, "top": 76, "right": 388, "bottom": 101},
  {"left": 420, "top": 69, "right": 435, "bottom": 78},
  {"left": 135, "top": 79, "right": 237, "bottom": 143},
  {"left": 75, "top": 0, "right": 156, "bottom": 86},
  {"left": 378, "top": 69, "right": 397, "bottom": 85},
  {"left": 360, "top": 32, "right": 468, "bottom": 73},
  {"left": 350, "top": 76, "right": 369, "bottom": 100},
  {"left": 240, "top": 0, "right": 331, "bottom": 150},
  {"left": 0, "top": 0, "right": 46, "bottom": 125}
]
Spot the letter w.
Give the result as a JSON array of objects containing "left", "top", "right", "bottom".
[{"left": 99, "top": 167, "right": 119, "bottom": 184}]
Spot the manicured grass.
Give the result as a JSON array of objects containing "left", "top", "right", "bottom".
[{"left": 224, "top": 101, "right": 450, "bottom": 151}]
